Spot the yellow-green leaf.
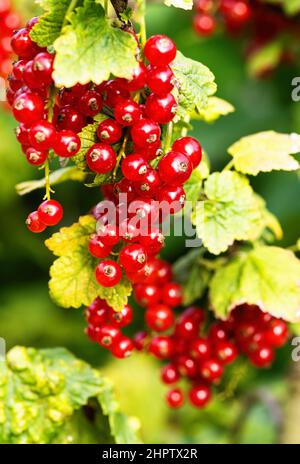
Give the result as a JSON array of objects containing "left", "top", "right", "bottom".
[
  {"left": 192, "top": 97, "right": 235, "bottom": 123},
  {"left": 30, "top": 0, "right": 70, "bottom": 47},
  {"left": 164, "top": 0, "right": 193, "bottom": 10}
]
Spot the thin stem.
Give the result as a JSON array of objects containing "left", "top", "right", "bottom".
[
  {"left": 63, "top": 0, "right": 78, "bottom": 28},
  {"left": 113, "top": 130, "right": 129, "bottom": 178},
  {"left": 43, "top": 85, "right": 57, "bottom": 201},
  {"left": 104, "top": 0, "right": 109, "bottom": 16},
  {"left": 223, "top": 159, "right": 234, "bottom": 171},
  {"left": 137, "top": 0, "right": 147, "bottom": 47},
  {"left": 44, "top": 160, "right": 51, "bottom": 201},
  {"left": 163, "top": 121, "right": 173, "bottom": 153}
]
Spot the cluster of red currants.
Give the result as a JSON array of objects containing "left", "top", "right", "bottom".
[
  {"left": 151, "top": 304, "right": 289, "bottom": 409},
  {"left": 0, "top": 0, "right": 21, "bottom": 80}
]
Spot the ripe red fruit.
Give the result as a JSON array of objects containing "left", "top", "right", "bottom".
[
  {"left": 55, "top": 106, "right": 86, "bottom": 133},
  {"left": 25, "top": 147, "right": 47, "bottom": 166},
  {"left": 86, "top": 143, "right": 117, "bottom": 173},
  {"left": 86, "top": 298, "right": 109, "bottom": 326},
  {"left": 177, "top": 355, "right": 197, "bottom": 378},
  {"left": 119, "top": 243, "right": 147, "bottom": 273},
  {"left": 32, "top": 52, "right": 54, "bottom": 85},
  {"left": 88, "top": 234, "right": 112, "bottom": 258},
  {"left": 114, "top": 99, "right": 142, "bottom": 126},
  {"left": 145, "top": 92, "right": 177, "bottom": 124},
  {"left": 147, "top": 66, "right": 174, "bottom": 95},
  {"left": 97, "top": 224, "right": 119, "bottom": 247},
  {"left": 208, "top": 322, "right": 231, "bottom": 344},
  {"left": 78, "top": 90, "right": 103, "bottom": 117},
  {"left": 144, "top": 35, "right": 177, "bottom": 67},
  {"left": 214, "top": 340, "right": 238, "bottom": 365},
  {"left": 189, "top": 384, "right": 211, "bottom": 408},
  {"left": 190, "top": 338, "right": 211, "bottom": 361},
  {"left": 193, "top": 14, "right": 216, "bottom": 36},
  {"left": 196, "top": 0, "right": 214, "bottom": 14},
  {"left": 149, "top": 335, "right": 175, "bottom": 359},
  {"left": 161, "top": 363, "right": 180, "bottom": 384},
  {"left": 26, "top": 211, "right": 47, "bottom": 233},
  {"left": 139, "top": 228, "right": 164, "bottom": 255},
  {"left": 97, "top": 324, "right": 121, "bottom": 348},
  {"left": 12, "top": 60, "right": 26, "bottom": 80},
  {"left": 103, "top": 78, "right": 130, "bottom": 107},
  {"left": 133, "top": 169, "right": 161, "bottom": 198},
  {"left": 249, "top": 345, "right": 274, "bottom": 368},
  {"left": 108, "top": 304, "right": 133, "bottom": 328},
  {"left": 133, "top": 331, "right": 148, "bottom": 351},
  {"left": 162, "top": 282, "right": 182, "bottom": 307},
  {"left": 145, "top": 304, "right": 174, "bottom": 332},
  {"left": 95, "top": 260, "right": 122, "bottom": 287},
  {"left": 172, "top": 136, "right": 202, "bottom": 168},
  {"left": 97, "top": 119, "right": 122, "bottom": 144},
  {"left": 54, "top": 130, "right": 81, "bottom": 157},
  {"left": 199, "top": 358, "right": 223, "bottom": 382},
  {"left": 29, "top": 121, "right": 56, "bottom": 150},
  {"left": 156, "top": 185, "right": 186, "bottom": 214},
  {"left": 166, "top": 388, "right": 184, "bottom": 408},
  {"left": 11, "top": 27, "right": 40, "bottom": 59},
  {"left": 121, "top": 154, "right": 149, "bottom": 181},
  {"left": 264, "top": 319, "right": 288, "bottom": 348},
  {"left": 134, "top": 283, "right": 160, "bottom": 307},
  {"left": 111, "top": 336, "right": 134, "bottom": 358},
  {"left": 156, "top": 260, "right": 172, "bottom": 284},
  {"left": 37, "top": 199, "right": 63, "bottom": 226},
  {"left": 158, "top": 151, "right": 192, "bottom": 186},
  {"left": 127, "top": 62, "right": 147, "bottom": 91},
  {"left": 224, "top": 1, "right": 252, "bottom": 26},
  {"left": 15, "top": 123, "right": 30, "bottom": 145},
  {"left": 13, "top": 92, "right": 44, "bottom": 125},
  {"left": 131, "top": 118, "right": 161, "bottom": 148}
]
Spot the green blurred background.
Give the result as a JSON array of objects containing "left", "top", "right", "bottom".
[{"left": 1, "top": 2, "right": 300, "bottom": 444}]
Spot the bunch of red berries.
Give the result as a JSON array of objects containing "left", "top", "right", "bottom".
[
  {"left": 142, "top": 304, "right": 288, "bottom": 409},
  {"left": 0, "top": 0, "right": 21, "bottom": 79}
]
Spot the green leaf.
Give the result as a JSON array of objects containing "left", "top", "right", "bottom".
[
  {"left": 164, "top": 0, "right": 193, "bottom": 10},
  {"left": 209, "top": 246, "right": 300, "bottom": 323},
  {"left": 297, "top": 238, "right": 300, "bottom": 250},
  {"left": 191, "top": 97, "right": 235, "bottom": 123},
  {"left": 0, "top": 346, "right": 140, "bottom": 444},
  {"left": 74, "top": 114, "right": 107, "bottom": 172},
  {"left": 15, "top": 166, "right": 86, "bottom": 196},
  {"left": 183, "top": 155, "right": 210, "bottom": 202},
  {"left": 53, "top": 1, "right": 137, "bottom": 87},
  {"left": 228, "top": 131, "right": 300, "bottom": 175},
  {"left": 283, "top": 0, "right": 300, "bottom": 14},
  {"left": 46, "top": 216, "right": 132, "bottom": 310},
  {"left": 254, "top": 194, "right": 283, "bottom": 241},
  {"left": 191, "top": 171, "right": 264, "bottom": 255},
  {"left": 30, "top": 0, "right": 71, "bottom": 47},
  {"left": 171, "top": 51, "right": 217, "bottom": 116},
  {"left": 247, "top": 40, "right": 283, "bottom": 77}
]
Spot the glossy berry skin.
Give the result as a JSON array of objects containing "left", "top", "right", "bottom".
[
  {"left": 23, "top": 60, "right": 42, "bottom": 89},
  {"left": 144, "top": 35, "right": 177, "bottom": 67},
  {"left": 111, "top": 336, "right": 134, "bottom": 359},
  {"left": 199, "top": 358, "right": 223, "bottom": 382},
  {"left": 97, "top": 119, "right": 122, "bottom": 144},
  {"left": 95, "top": 260, "right": 122, "bottom": 287},
  {"left": 13, "top": 92, "right": 44, "bottom": 125},
  {"left": 86, "top": 298, "right": 109, "bottom": 326},
  {"left": 38, "top": 199, "right": 63, "bottom": 226},
  {"left": 149, "top": 335, "right": 175, "bottom": 359},
  {"left": 131, "top": 119, "right": 161, "bottom": 148},
  {"left": 15, "top": 123, "right": 30, "bottom": 145},
  {"left": 78, "top": 90, "right": 103, "bottom": 117},
  {"left": 172, "top": 136, "right": 202, "bottom": 168},
  {"left": 54, "top": 130, "right": 81, "bottom": 157},
  {"left": 147, "top": 66, "right": 174, "bottom": 96},
  {"left": 189, "top": 384, "right": 211, "bottom": 408},
  {"left": 55, "top": 107, "right": 86, "bottom": 133},
  {"left": 214, "top": 340, "right": 238, "bottom": 365},
  {"left": 114, "top": 99, "right": 142, "bottom": 126},
  {"left": 86, "top": 143, "right": 117, "bottom": 173},
  {"left": 32, "top": 52, "right": 54, "bottom": 85},
  {"left": 156, "top": 185, "right": 186, "bottom": 214},
  {"left": 26, "top": 211, "right": 47, "bottom": 233},
  {"left": 145, "top": 93, "right": 177, "bottom": 124},
  {"left": 196, "top": 0, "right": 214, "bottom": 14},
  {"left": 97, "top": 324, "right": 121, "bottom": 348},
  {"left": 139, "top": 228, "right": 164, "bottom": 255},
  {"left": 97, "top": 224, "right": 119, "bottom": 246},
  {"left": 29, "top": 120, "right": 56, "bottom": 150},
  {"left": 127, "top": 62, "right": 147, "bottom": 91},
  {"left": 119, "top": 244, "right": 147, "bottom": 273},
  {"left": 121, "top": 154, "right": 149, "bottom": 182},
  {"left": 133, "top": 169, "right": 161, "bottom": 198},
  {"left": 156, "top": 260, "right": 172, "bottom": 285},
  {"left": 145, "top": 304, "right": 174, "bottom": 332},
  {"left": 161, "top": 363, "right": 180, "bottom": 384},
  {"left": 249, "top": 345, "right": 274, "bottom": 368},
  {"left": 162, "top": 282, "right": 182, "bottom": 307},
  {"left": 159, "top": 151, "right": 192, "bottom": 187},
  {"left": 26, "top": 147, "right": 47, "bottom": 166},
  {"left": 103, "top": 79, "right": 130, "bottom": 107},
  {"left": 11, "top": 28, "right": 40, "bottom": 59},
  {"left": 134, "top": 283, "right": 160, "bottom": 307},
  {"left": 166, "top": 388, "right": 184, "bottom": 408},
  {"left": 264, "top": 320, "right": 288, "bottom": 348},
  {"left": 88, "top": 234, "right": 112, "bottom": 259},
  {"left": 12, "top": 60, "right": 26, "bottom": 80},
  {"left": 208, "top": 322, "right": 231, "bottom": 345},
  {"left": 190, "top": 338, "right": 211, "bottom": 361},
  {"left": 193, "top": 14, "right": 216, "bottom": 36},
  {"left": 133, "top": 331, "right": 148, "bottom": 351},
  {"left": 108, "top": 304, "right": 133, "bottom": 328}
]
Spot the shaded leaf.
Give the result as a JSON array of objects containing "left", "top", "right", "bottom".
[{"left": 30, "top": 0, "right": 70, "bottom": 47}]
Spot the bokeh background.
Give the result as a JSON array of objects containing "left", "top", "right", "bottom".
[{"left": 1, "top": 1, "right": 300, "bottom": 444}]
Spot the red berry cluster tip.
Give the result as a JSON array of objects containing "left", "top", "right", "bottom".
[{"left": 0, "top": 0, "right": 21, "bottom": 81}]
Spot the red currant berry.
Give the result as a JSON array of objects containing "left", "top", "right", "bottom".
[
  {"left": 193, "top": 14, "right": 216, "bottom": 36},
  {"left": 139, "top": 227, "right": 165, "bottom": 256},
  {"left": 38, "top": 199, "right": 63, "bottom": 226},
  {"left": 11, "top": 27, "right": 40, "bottom": 59},
  {"left": 172, "top": 136, "right": 202, "bottom": 168},
  {"left": 156, "top": 185, "right": 186, "bottom": 215},
  {"left": 54, "top": 130, "right": 81, "bottom": 157},
  {"left": 162, "top": 282, "right": 182, "bottom": 307},
  {"left": 26, "top": 210, "right": 47, "bottom": 233},
  {"left": 86, "top": 143, "right": 117, "bottom": 173},
  {"left": 121, "top": 154, "right": 149, "bottom": 181},
  {"left": 145, "top": 304, "right": 174, "bottom": 332},
  {"left": 97, "top": 223, "right": 119, "bottom": 246},
  {"left": 95, "top": 260, "right": 122, "bottom": 287},
  {"left": 97, "top": 324, "right": 121, "bottom": 348},
  {"left": 145, "top": 93, "right": 177, "bottom": 124},
  {"left": 88, "top": 234, "right": 112, "bottom": 259},
  {"left": 166, "top": 388, "right": 184, "bottom": 408},
  {"left": 32, "top": 52, "right": 54, "bottom": 85},
  {"left": 23, "top": 60, "right": 43, "bottom": 89},
  {"left": 149, "top": 335, "right": 174, "bottom": 359},
  {"left": 103, "top": 79, "right": 130, "bottom": 107},
  {"left": 131, "top": 119, "right": 161, "bottom": 148},
  {"left": 127, "top": 62, "right": 147, "bottom": 91},
  {"left": 224, "top": 1, "right": 252, "bottom": 26},
  {"left": 156, "top": 259, "right": 172, "bottom": 284},
  {"left": 78, "top": 90, "right": 103, "bottom": 117},
  {"left": 12, "top": 59, "right": 26, "bottom": 80},
  {"left": 55, "top": 106, "right": 86, "bottom": 133},
  {"left": 189, "top": 384, "right": 211, "bottom": 408},
  {"left": 249, "top": 345, "right": 274, "bottom": 368},
  {"left": 147, "top": 66, "right": 174, "bottom": 96},
  {"left": 25, "top": 147, "right": 48, "bottom": 165},
  {"left": 159, "top": 151, "right": 192, "bottom": 187},
  {"left": 208, "top": 322, "right": 231, "bottom": 345},
  {"left": 29, "top": 120, "right": 56, "bottom": 150},
  {"left": 133, "top": 169, "right": 161, "bottom": 198},
  {"left": 13, "top": 92, "right": 44, "bottom": 125},
  {"left": 119, "top": 243, "right": 147, "bottom": 273},
  {"left": 133, "top": 331, "right": 148, "bottom": 351},
  {"left": 161, "top": 363, "right": 180, "bottom": 384},
  {"left": 264, "top": 319, "right": 288, "bottom": 348},
  {"left": 108, "top": 304, "right": 133, "bottom": 328},
  {"left": 144, "top": 35, "right": 177, "bottom": 67},
  {"left": 199, "top": 358, "right": 223, "bottom": 382},
  {"left": 15, "top": 123, "right": 30, "bottom": 145},
  {"left": 215, "top": 340, "right": 238, "bottom": 365},
  {"left": 97, "top": 119, "right": 122, "bottom": 144},
  {"left": 190, "top": 338, "right": 211, "bottom": 361},
  {"left": 114, "top": 178, "right": 135, "bottom": 203},
  {"left": 111, "top": 336, "right": 134, "bottom": 358},
  {"left": 86, "top": 298, "right": 109, "bottom": 326},
  {"left": 114, "top": 99, "right": 142, "bottom": 126},
  {"left": 177, "top": 355, "right": 197, "bottom": 378},
  {"left": 134, "top": 283, "right": 160, "bottom": 307},
  {"left": 196, "top": 0, "right": 214, "bottom": 14},
  {"left": 118, "top": 219, "right": 140, "bottom": 243}
]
